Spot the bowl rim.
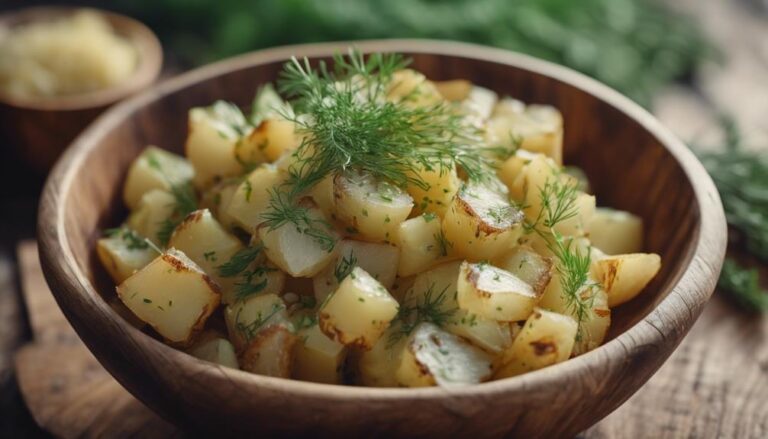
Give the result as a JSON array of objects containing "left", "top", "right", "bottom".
[
  {"left": 38, "top": 39, "right": 727, "bottom": 402},
  {"left": 0, "top": 6, "right": 163, "bottom": 111}
]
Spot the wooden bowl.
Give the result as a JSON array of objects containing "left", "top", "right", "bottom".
[
  {"left": 0, "top": 6, "right": 162, "bottom": 171},
  {"left": 37, "top": 40, "right": 727, "bottom": 438}
]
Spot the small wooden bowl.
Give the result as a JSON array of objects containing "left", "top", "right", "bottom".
[
  {"left": 0, "top": 6, "right": 162, "bottom": 171},
  {"left": 37, "top": 40, "right": 727, "bottom": 438}
]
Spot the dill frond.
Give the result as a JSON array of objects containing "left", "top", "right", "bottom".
[
  {"left": 334, "top": 252, "right": 358, "bottom": 283},
  {"left": 218, "top": 244, "right": 264, "bottom": 278},
  {"left": 260, "top": 190, "right": 336, "bottom": 252},
  {"left": 387, "top": 283, "right": 457, "bottom": 348}
]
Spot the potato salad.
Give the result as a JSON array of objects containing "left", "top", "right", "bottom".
[{"left": 98, "top": 51, "right": 661, "bottom": 387}]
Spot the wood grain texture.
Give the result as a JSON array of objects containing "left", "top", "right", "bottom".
[
  {"left": 0, "top": 6, "right": 163, "bottom": 171},
  {"left": 36, "top": 40, "right": 727, "bottom": 438}
]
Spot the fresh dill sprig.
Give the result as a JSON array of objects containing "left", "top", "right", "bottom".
[
  {"left": 334, "top": 252, "right": 358, "bottom": 283},
  {"left": 387, "top": 283, "right": 457, "bottom": 348},
  {"left": 156, "top": 183, "right": 199, "bottom": 246},
  {"left": 525, "top": 176, "right": 580, "bottom": 233},
  {"left": 262, "top": 50, "right": 500, "bottom": 247},
  {"left": 234, "top": 266, "right": 276, "bottom": 300},
  {"left": 717, "top": 258, "right": 768, "bottom": 312},
  {"left": 218, "top": 244, "right": 264, "bottom": 278},
  {"left": 433, "top": 230, "right": 453, "bottom": 258},
  {"left": 260, "top": 190, "right": 336, "bottom": 252}
]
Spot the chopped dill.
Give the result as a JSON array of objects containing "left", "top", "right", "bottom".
[
  {"left": 387, "top": 283, "right": 457, "bottom": 348},
  {"left": 217, "top": 244, "right": 264, "bottom": 278},
  {"left": 104, "top": 227, "right": 148, "bottom": 250},
  {"left": 433, "top": 230, "right": 453, "bottom": 257},
  {"left": 260, "top": 191, "right": 336, "bottom": 252},
  {"left": 334, "top": 252, "right": 358, "bottom": 283},
  {"left": 235, "top": 303, "right": 284, "bottom": 342}
]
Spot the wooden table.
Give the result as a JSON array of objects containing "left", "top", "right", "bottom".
[{"left": 1, "top": 0, "right": 767, "bottom": 436}]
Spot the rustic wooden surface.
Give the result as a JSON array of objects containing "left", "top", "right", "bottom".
[{"left": 4, "top": 0, "right": 767, "bottom": 437}]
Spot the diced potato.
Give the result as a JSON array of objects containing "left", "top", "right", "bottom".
[
  {"left": 488, "top": 98, "right": 564, "bottom": 165},
  {"left": 240, "top": 325, "right": 297, "bottom": 378},
  {"left": 293, "top": 324, "right": 346, "bottom": 384},
  {"left": 358, "top": 326, "right": 406, "bottom": 387},
  {"left": 259, "top": 201, "right": 339, "bottom": 277},
  {"left": 462, "top": 86, "right": 498, "bottom": 121},
  {"left": 591, "top": 252, "right": 661, "bottom": 307},
  {"left": 457, "top": 261, "right": 541, "bottom": 321},
  {"left": 319, "top": 267, "right": 399, "bottom": 349},
  {"left": 249, "top": 83, "right": 291, "bottom": 126},
  {"left": 225, "top": 164, "right": 284, "bottom": 233},
  {"left": 333, "top": 170, "right": 413, "bottom": 243},
  {"left": 186, "top": 101, "right": 250, "bottom": 188},
  {"left": 508, "top": 152, "right": 558, "bottom": 214},
  {"left": 97, "top": 228, "right": 156, "bottom": 283},
  {"left": 509, "top": 153, "right": 594, "bottom": 236},
  {"left": 309, "top": 174, "right": 336, "bottom": 219},
  {"left": 434, "top": 79, "right": 472, "bottom": 101},
  {"left": 237, "top": 118, "right": 297, "bottom": 164},
  {"left": 387, "top": 69, "right": 442, "bottom": 107},
  {"left": 116, "top": 249, "right": 221, "bottom": 345},
  {"left": 538, "top": 273, "right": 611, "bottom": 355},
  {"left": 442, "top": 183, "right": 524, "bottom": 261},
  {"left": 224, "top": 293, "right": 291, "bottom": 352},
  {"left": 188, "top": 336, "right": 239, "bottom": 369},
  {"left": 495, "top": 245, "right": 553, "bottom": 295},
  {"left": 588, "top": 208, "right": 644, "bottom": 255},
  {"left": 199, "top": 180, "right": 240, "bottom": 231},
  {"left": 168, "top": 209, "right": 243, "bottom": 288},
  {"left": 389, "top": 276, "right": 415, "bottom": 303},
  {"left": 406, "top": 163, "right": 461, "bottom": 217},
  {"left": 495, "top": 308, "right": 577, "bottom": 378},
  {"left": 396, "top": 214, "right": 452, "bottom": 277},
  {"left": 127, "top": 189, "right": 176, "bottom": 246},
  {"left": 396, "top": 322, "right": 493, "bottom": 387},
  {"left": 313, "top": 240, "right": 399, "bottom": 302},
  {"left": 406, "top": 262, "right": 512, "bottom": 353},
  {"left": 123, "top": 146, "right": 194, "bottom": 210}
]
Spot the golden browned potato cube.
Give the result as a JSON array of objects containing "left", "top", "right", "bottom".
[
  {"left": 186, "top": 101, "right": 251, "bottom": 189},
  {"left": 395, "top": 322, "right": 493, "bottom": 387},
  {"left": 495, "top": 245, "right": 554, "bottom": 295},
  {"left": 239, "top": 325, "right": 297, "bottom": 378},
  {"left": 116, "top": 249, "right": 221, "bottom": 345},
  {"left": 588, "top": 207, "right": 644, "bottom": 255},
  {"left": 442, "top": 183, "right": 524, "bottom": 261},
  {"left": 313, "top": 240, "right": 399, "bottom": 302},
  {"left": 495, "top": 308, "right": 577, "bottom": 378},
  {"left": 293, "top": 324, "right": 346, "bottom": 384},
  {"left": 319, "top": 267, "right": 399, "bottom": 349},
  {"left": 123, "top": 146, "right": 194, "bottom": 210},
  {"left": 457, "top": 261, "right": 541, "bottom": 322},
  {"left": 97, "top": 228, "right": 156, "bottom": 283},
  {"left": 591, "top": 252, "right": 661, "bottom": 307},
  {"left": 237, "top": 118, "right": 297, "bottom": 164},
  {"left": 333, "top": 170, "right": 413, "bottom": 243}
]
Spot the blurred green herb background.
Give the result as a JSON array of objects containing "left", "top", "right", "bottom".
[{"left": 118, "top": 0, "right": 712, "bottom": 107}]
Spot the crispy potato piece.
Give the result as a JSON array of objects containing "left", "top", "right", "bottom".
[
  {"left": 237, "top": 118, "right": 297, "bottom": 164},
  {"left": 240, "top": 325, "right": 297, "bottom": 378},
  {"left": 117, "top": 249, "right": 221, "bottom": 345},
  {"left": 495, "top": 308, "right": 577, "bottom": 378},
  {"left": 396, "top": 322, "right": 493, "bottom": 387},
  {"left": 591, "top": 252, "right": 661, "bottom": 307},
  {"left": 442, "top": 183, "right": 524, "bottom": 261},
  {"left": 123, "top": 147, "right": 194, "bottom": 210},
  {"left": 319, "top": 267, "right": 399, "bottom": 349},
  {"left": 387, "top": 69, "right": 442, "bottom": 107},
  {"left": 457, "top": 261, "right": 541, "bottom": 322}
]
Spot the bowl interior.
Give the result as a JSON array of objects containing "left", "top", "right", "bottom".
[{"left": 64, "top": 50, "right": 697, "bottom": 346}]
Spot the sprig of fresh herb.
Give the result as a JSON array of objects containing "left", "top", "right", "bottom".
[
  {"left": 717, "top": 259, "right": 768, "bottom": 312},
  {"left": 218, "top": 245, "right": 264, "bottom": 278},
  {"left": 104, "top": 227, "right": 149, "bottom": 250},
  {"left": 334, "top": 252, "right": 358, "bottom": 283},
  {"left": 235, "top": 303, "right": 284, "bottom": 343},
  {"left": 387, "top": 283, "right": 457, "bottom": 348},
  {"left": 260, "top": 190, "right": 336, "bottom": 252},
  {"left": 234, "top": 265, "right": 277, "bottom": 300}
]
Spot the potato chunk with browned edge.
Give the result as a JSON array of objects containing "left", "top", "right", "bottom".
[
  {"left": 591, "top": 252, "right": 661, "bottom": 307},
  {"left": 117, "top": 249, "right": 220, "bottom": 345},
  {"left": 319, "top": 267, "right": 399, "bottom": 349},
  {"left": 97, "top": 228, "right": 156, "bottom": 283},
  {"left": 293, "top": 324, "right": 346, "bottom": 384},
  {"left": 313, "top": 240, "right": 399, "bottom": 302},
  {"left": 123, "top": 146, "right": 194, "bottom": 210},
  {"left": 457, "top": 261, "right": 541, "bottom": 322}
]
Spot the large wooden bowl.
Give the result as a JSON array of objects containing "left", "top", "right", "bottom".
[
  {"left": 0, "top": 6, "right": 162, "bottom": 171},
  {"left": 37, "top": 40, "right": 727, "bottom": 438}
]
